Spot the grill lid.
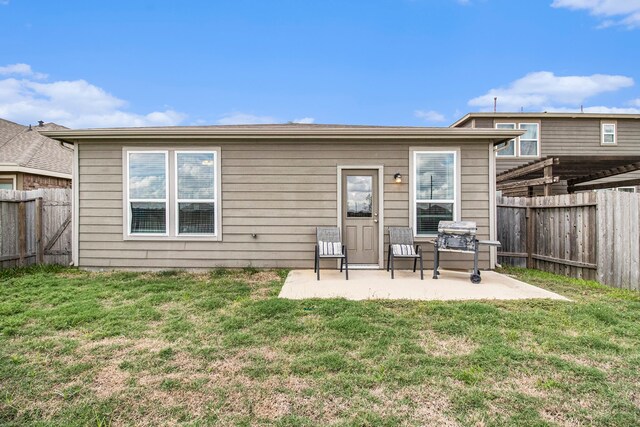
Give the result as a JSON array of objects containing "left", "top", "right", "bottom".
[{"left": 437, "top": 221, "right": 477, "bottom": 235}]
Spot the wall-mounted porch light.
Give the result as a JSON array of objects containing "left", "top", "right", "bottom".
[{"left": 393, "top": 173, "right": 402, "bottom": 183}]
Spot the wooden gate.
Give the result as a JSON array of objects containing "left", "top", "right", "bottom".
[{"left": 0, "top": 189, "right": 72, "bottom": 268}]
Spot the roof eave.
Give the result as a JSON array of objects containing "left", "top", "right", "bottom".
[{"left": 42, "top": 128, "right": 523, "bottom": 145}]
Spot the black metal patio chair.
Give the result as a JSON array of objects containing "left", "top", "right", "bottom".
[
  {"left": 314, "top": 227, "right": 349, "bottom": 280},
  {"left": 387, "top": 227, "right": 424, "bottom": 280}
]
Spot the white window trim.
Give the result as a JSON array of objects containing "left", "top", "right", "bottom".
[
  {"left": 518, "top": 123, "right": 540, "bottom": 158},
  {"left": 410, "top": 148, "right": 460, "bottom": 238},
  {"left": 0, "top": 174, "right": 17, "bottom": 190},
  {"left": 123, "top": 146, "right": 222, "bottom": 241},
  {"left": 601, "top": 122, "right": 617, "bottom": 145},
  {"left": 174, "top": 150, "right": 219, "bottom": 237},
  {"left": 495, "top": 123, "right": 517, "bottom": 158},
  {"left": 126, "top": 150, "right": 169, "bottom": 237}
]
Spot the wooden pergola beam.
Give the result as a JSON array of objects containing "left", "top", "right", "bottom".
[
  {"left": 496, "top": 157, "right": 558, "bottom": 183},
  {"left": 497, "top": 175, "right": 559, "bottom": 191},
  {"left": 569, "top": 178, "right": 640, "bottom": 192},
  {"left": 567, "top": 161, "right": 640, "bottom": 187}
]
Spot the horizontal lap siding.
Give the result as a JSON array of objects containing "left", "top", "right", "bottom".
[{"left": 78, "top": 141, "right": 491, "bottom": 270}]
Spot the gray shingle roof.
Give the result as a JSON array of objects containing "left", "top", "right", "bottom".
[{"left": 0, "top": 118, "right": 73, "bottom": 175}]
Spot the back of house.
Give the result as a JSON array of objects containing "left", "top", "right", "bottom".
[{"left": 44, "top": 124, "right": 519, "bottom": 271}]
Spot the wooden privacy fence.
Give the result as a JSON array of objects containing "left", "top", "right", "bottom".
[
  {"left": 0, "top": 188, "right": 72, "bottom": 268},
  {"left": 497, "top": 191, "right": 640, "bottom": 290}
]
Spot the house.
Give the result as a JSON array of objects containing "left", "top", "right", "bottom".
[
  {"left": 451, "top": 112, "right": 640, "bottom": 194},
  {"left": 43, "top": 124, "right": 520, "bottom": 271},
  {"left": 0, "top": 118, "right": 73, "bottom": 190}
]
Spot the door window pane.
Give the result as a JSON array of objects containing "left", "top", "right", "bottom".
[{"left": 346, "top": 176, "right": 372, "bottom": 217}]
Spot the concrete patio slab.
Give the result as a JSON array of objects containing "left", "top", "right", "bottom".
[{"left": 279, "top": 269, "right": 569, "bottom": 301}]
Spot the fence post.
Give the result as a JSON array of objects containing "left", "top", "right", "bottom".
[
  {"left": 526, "top": 206, "right": 534, "bottom": 269},
  {"left": 35, "top": 197, "right": 44, "bottom": 264},
  {"left": 18, "top": 201, "right": 26, "bottom": 266}
]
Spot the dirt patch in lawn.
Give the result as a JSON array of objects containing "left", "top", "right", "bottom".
[{"left": 419, "top": 332, "right": 478, "bottom": 357}]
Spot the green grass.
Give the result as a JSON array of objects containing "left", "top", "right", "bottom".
[{"left": 1, "top": 265, "right": 640, "bottom": 426}]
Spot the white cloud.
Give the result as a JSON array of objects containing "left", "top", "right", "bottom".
[
  {"left": 630, "top": 98, "right": 640, "bottom": 107},
  {"left": 292, "top": 117, "right": 315, "bottom": 124},
  {"left": 0, "top": 64, "right": 186, "bottom": 128},
  {"left": 414, "top": 110, "right": 446, "bottom": 123},
  {"left": 216, "top": 112, "right": 278, "bottom": 125},
  {"left": 468, "top": 71, "right": 634, "bottom": 111},
  {"left": 0, "top": 1, "right": 9, "bottom": 5},
  {"left": 0, "top": 63, "right": 47, "bottom": 79},
  {"left": 546, "top": 105, "right": 640, "bottom": 113},
  {"left": 552, "top": 0, "right": 640, "bottom": 28}
]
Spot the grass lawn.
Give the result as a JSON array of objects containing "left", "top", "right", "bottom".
[{"left": 1, "top": 266, "right": 640, "bottom": 426}]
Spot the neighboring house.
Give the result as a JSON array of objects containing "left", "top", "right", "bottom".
[
  {"left": 43, "top": 124, "right": 520, "bottom": 271},
  {"left": 451, "top": 112, "right": 640, "bottom": 193},
  {"left": 0, "top": 118, "right": 73, "bottom": 190}
]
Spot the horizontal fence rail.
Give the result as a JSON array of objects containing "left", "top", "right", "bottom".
[
  {"left": 0, "top": 188, "right": 72, "bottom": 268},
  {"left": 497, "top": 192, "right": 640, "bottom": 290}
]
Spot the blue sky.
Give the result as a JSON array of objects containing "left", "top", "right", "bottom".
[{"left": 1, "top": 0, "right": 640, "bottom": 128}]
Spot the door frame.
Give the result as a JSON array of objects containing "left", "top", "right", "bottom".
[{"left": 337, "top": 165, "right": 385, "bottom": 268}]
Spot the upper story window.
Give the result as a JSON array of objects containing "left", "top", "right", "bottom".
[
  {"left": 124, "top": 148, "right": 221, "bottom": 240},
  {"left": 602, "top": 123, "right": 616, "bottom": 145},
  {"left": 495, "top": 122, "right": 539, "bottom": 158},
  {"left": 413, "top": 150, "right": 458, "bottom": 236}
]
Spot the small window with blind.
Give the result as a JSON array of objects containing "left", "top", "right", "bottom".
[
  {"left": 124, "top": 147, "right": 221, "bottom": 240},
  {"left": 413, "top": 150, "right": 457, "bottom": 236},
  {"left": 602, "top": 123, "right": 616, "bottom": 145}
]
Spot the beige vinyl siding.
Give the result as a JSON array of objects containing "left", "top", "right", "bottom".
[{"left": 78, "top": 140, "right": 491, "bottom": 270}]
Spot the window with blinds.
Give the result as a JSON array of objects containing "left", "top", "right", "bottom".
[
  {"left": 124, "top": 148, "right": 220, "bottom": 239},
  {"left": 414, "top": 151, "right": 456, "bottom": 236},
  {"left": 176, "top": 151, "right": 216, "bottom": 235},
  {"left": 128, "top": 151, "right": 168, "bottom": 234}
]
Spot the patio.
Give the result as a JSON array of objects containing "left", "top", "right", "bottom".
[{"left": 279, "top": 269, "right": 569, "bottom": 301}]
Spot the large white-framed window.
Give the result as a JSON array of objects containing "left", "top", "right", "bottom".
[
  {"left": 495, "top": 123, "right": 516, "bottom": 157},
  {"left": 175, "top": 151, "right": 218, "bottom": 236},
  {"left": 124, "top": 147, "right": 221, "bottom": 240},
  {"left": 412, "top": 149, "right": 458, "bottom": 237},
  {"left": 126, "top": 150, "right": 169, "bottom": 236},
  {"left": 495, "top": 122, "right": 540, "bottom": 157},
  {"left": 601, "top": 123, "right": 616, "bottom": 145}
]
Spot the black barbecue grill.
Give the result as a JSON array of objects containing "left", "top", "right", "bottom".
[{"left": 432, "top": 221, "right": 501, "bottom": 283}]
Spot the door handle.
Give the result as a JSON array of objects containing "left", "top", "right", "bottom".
[{"left": 373, "top": 219, "right": 378, "bottom": 223}]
